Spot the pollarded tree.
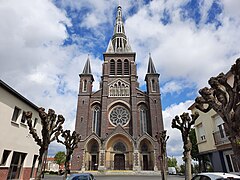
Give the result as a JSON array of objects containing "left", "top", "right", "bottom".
[
  {"left": 189, "top": 128, "right": 199, "bottom": 161},
  {"left": 172, "top": 112, "right": 199, "bottom": 180},
  {"left": 56, "top": 130, "right": 81, "bottom": 179},
  {"left": 195, "top": 58, "right": 240, "bottom": 170},
  {"left": 155, "top": 130, "right": 169, "bottom": 180},
  {"left": 25, "top": 108, "right": 65, "bottom": 180}
]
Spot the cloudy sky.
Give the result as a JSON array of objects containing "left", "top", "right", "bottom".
[{"left": 1, "top": 0, "right": 240, "bottom": 164}]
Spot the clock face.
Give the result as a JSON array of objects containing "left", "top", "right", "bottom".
[{"left": 109, "top": 106, "right": 130, "bottom": 127}]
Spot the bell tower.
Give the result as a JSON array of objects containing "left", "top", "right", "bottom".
[{"left": 145, "top": 54, "right": 164, "bottom": 136}]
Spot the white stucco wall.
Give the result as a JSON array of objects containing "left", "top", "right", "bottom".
[
  {"left": 191, "top": 107, "right": 217, "bottom": 153},
  {"left": 0, "top": 86, "right": 41, "bottom": 168}
]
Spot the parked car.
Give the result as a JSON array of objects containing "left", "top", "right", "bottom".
[
  {"left": 66, "top": 173, "right": 96, "bottom": 180},
  {"left": 168, "top": 167, "right": 177, "bottom": 175},
  {"left": 192, "top": 172, "right": 240, "bottom": 180}
]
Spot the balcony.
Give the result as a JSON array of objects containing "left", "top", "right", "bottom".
[{"left": 213, "top": 130, "right": 230, "bottom": 145}]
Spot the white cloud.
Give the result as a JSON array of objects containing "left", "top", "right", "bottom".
[
  {"left": 161, "top": 81, "right": 185, "bottom": 94},
  {"left": 0, "top": 0, "right": 103, "bottom": 130},
  {"left": 125, "top": 0, "right": 240, "bottom": 90}
]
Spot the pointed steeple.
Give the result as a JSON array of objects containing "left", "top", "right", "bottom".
[
  {"left": 147, "top": 53, "right": 157, "bottom": 74},
  {"left": 82, "top": 56, "right": 92, "bottom": 74},
  {"left": 106, "top": 40, "right": 114, "bottom": 53},
  {"left": 106, "top": 5, "right": 132, "bottom": 53}
]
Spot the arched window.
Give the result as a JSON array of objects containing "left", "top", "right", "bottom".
[
  {"left": 140, "top": 106, "right": 148, "bottom": 133},
  {"left": 151, "top": 79, "right": 156, "bottom": 92},
  {"left": 124, "top": 59, "right": 129, "bottom": 75},
  {"left": 90, "top": 143, "right": 99, "bottom": 153},
  {"left": 117, "top": 59, "right": 122, "bottom": 75},
  {"left": 113, "top": 142, "right": 126, "bottom": 152},
  {"left": 83, "top": 80, "right": 87, "bottom": 92},
  {"left": 92, "top": 106, "right": 100, "bottom": 135},
  {"left": 110, "top": 59, "right": 115, "bottom": 75},
  {"left": 141, "top": 143, "right": 148, "bottom": 152}
]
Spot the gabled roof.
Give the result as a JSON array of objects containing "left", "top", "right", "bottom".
[
  {"left": 105, "top": 125, "right": 134, "bottom": 143},
  {"left": 0, "top": 79, "right": 38, "bottom": 110}
]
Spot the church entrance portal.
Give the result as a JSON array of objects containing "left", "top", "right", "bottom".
[
  {"left": 143, "top": 155, "right": 148, "bottom": 170},
  {"left": 114, "top": 154, "right": 125, "bottom": 170},
  {"left": 91, "top": 155, "right": 98, "bottom": 170}
]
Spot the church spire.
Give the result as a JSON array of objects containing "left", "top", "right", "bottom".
[
  {"left": 147, "top": 53, "right": 157, "bottom": 74},
  {"left": 106, "top": 5, "right": 132, "bottom": 53},
  {"left": 82, "top": 56, "right": 92, "bottom": 74}
]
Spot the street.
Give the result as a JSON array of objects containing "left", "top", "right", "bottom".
[{"left": 43, "top": 174, "right": 185, "bottom": 180}]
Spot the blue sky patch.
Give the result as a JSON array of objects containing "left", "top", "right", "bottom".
[
  {"left": 206, "top": 0, "right": 222, "bottom": 28},
  {"left": 161, "top": 9, "right": 171, "bottom": 25},
  {"left": 180, "top": 0, "right": 202, "bottom": 25}
]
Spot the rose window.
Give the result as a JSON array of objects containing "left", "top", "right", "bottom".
[{"left": 109, "top": 106, "right": 130, "bottom": 126}]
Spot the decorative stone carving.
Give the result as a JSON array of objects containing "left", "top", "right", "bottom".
[
  {"left": 109, "top": 106, "right": 130, "bottom": 127},
  {"left": 109, "top": 79, "right": 130, "bottom": 97}
]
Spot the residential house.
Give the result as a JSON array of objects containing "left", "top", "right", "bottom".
[
  {"left": 0, "top": 80, "right": 41, "bottom": 179},
  {"left": 189, "top": 73, "right": 239, "bottom": 172}
]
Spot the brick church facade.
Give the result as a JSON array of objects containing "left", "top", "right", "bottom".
[{"left": 72, "top": 5, "right": 165, "bottom": 171}]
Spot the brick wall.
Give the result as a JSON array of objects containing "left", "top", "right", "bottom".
[
  {"left": 21, "top": 167, "right": 32, "bottom": 180},
  {"left": 0, "top": 167, "right": 9, "bottom": 180}
]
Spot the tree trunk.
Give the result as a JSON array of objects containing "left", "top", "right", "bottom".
[
  {"left": 35, "top": 151, "right": 45, "bottom": 180},
  {"left": 64, "top": 150, "right": 71, "bottom": 179},
  {"left": 161, "top": 154, "right": 167, "bottom": 180},
  {"left": 185, "top": 150, "right": 192, "bottom": 180},
  {"left": 35, "top": 148, "right": 47, "bottom": 180},
  {"left": 230, "top": 135, "right": 240, "bottom": 171}
]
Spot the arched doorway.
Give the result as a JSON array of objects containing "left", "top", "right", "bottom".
[
  {"left": 139, "top": 139, "right": 154, "bottom": 170},
  {"left": 106, "top": 134, "right": 134, "bottom": 170},
  {"left": 86, "top": 139, "right": 99, "bottom": 170},
  {"left": 113, "top": 142, "right": 126, "bottom": 170}
]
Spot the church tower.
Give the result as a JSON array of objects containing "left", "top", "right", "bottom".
[{"left": 72, "top": 5, "right": 164, "bottom": 172}]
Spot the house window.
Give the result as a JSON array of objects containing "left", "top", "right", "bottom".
[
  {"left": 7, "top": 152, "right": 27, "bottom": 179},
  {"left": 124, "top": 59, "right": 129, "bottom": 75},
  {"left": 33, "top": 118, "right": 38, "bottom": 128},
  {"left": 0, "top": 150, "right": 11, "bottom": 166},
  {"left": 30, "top": 155, "right": 38, "bottom": 178},
  {"left": 110, "top": 59, "right": 115, "bottom": 75},
  {"left": 196, "top": 123, "right": 206, "bottom": 142},
  {"left": 214, "top": 115, "right": 226, "bottom": 138},
  {"left": 140, "top": 106, "right": 148, "bottom": 134},
  {"left": 21, "top": 111, "right": 26, "bottom": 124},
  {"left": 92, "top": 106, "right": 100, "bottom": 135},
  {"left": 117, "top": 59, "right": 122, "bottom": 75},
  {"left": 218, "top": 124, "right": 225, "bottom": 138},
  {"left": 12, "top": 107, "right": 21, "bottom": 122}
]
